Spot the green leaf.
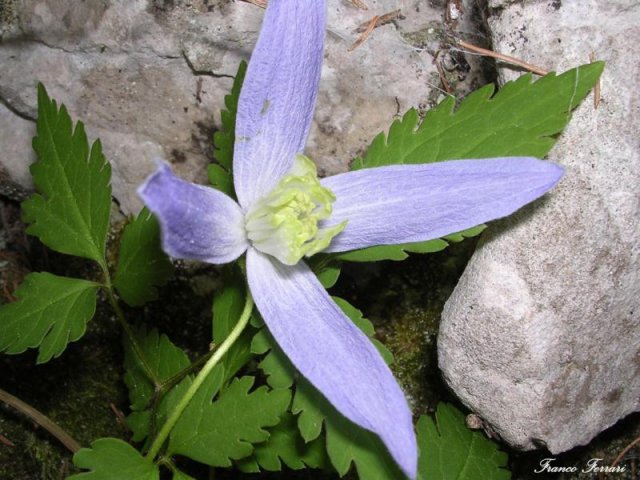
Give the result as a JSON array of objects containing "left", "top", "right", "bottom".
[
  {"left": 172, "top": 471, "right": 195, "bottom": 480},
  {"left": 337, "top": 226, "right": 486, "bottom": 262},
  {"left": 123, "top": 326, "right": 191, "bottom": 441},
  {"left": 212, "top": 269, "right": 255, "bottom": 381},
  {"left": 0, "top": 272, "right": 98, "bottom": 363},
  {"left": 69, "top": 438, "right": 159, "bottom": 480},
  {"left": 287, "top": 377, "right": 403, "bottom": 480},
  {"left": 207, "top": 163, "right": 234, "bottom": 197},
  {"left": 236, "top": 413, "right": 329, "bottom": 473},
  {"left": 306, "top": 255, "right": 342, "bottom": 288},
  {"left": 356, "top": 62, "right": 604, "bottom": 169},
  {"left": 114, "top": 208, "right": 174, "bottom": 307},
  {"left": 22, "top": 83, "right": 112, "bottom": 268},
  {"left": 209, "top": 60, "right": 248, "bottom": 197},
  {"left": 168, "top": 368, "right": 291, "bottom": 467},
  {"left": 251, "top": 327, "right": 295, "bottom": 390},
  {"left": 253, "top": 296, "right": 400, "bottom": 478},
  {"left": 417, "top": 404, "right": 510, "bottom": 480},
  {"left": 326, "top": 410, "right": 405, "bottom": 480},
  {"left": 343, "top": 63, "right": 604, "bottom": 262}
]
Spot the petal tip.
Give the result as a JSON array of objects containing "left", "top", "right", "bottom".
[{"left": 137, "top": 159, "right": 172, "bottom": 201}]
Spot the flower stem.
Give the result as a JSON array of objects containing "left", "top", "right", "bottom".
[
  {"left": 0, "top": 388, "right": 82, "bottom": 453},
  {"left": 158, "top": 347, "right": 215, "bottom": 393},
  {"left": 145, "top": 292, "right": 254, "bottom": 461}
]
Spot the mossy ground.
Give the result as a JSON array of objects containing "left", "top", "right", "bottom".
[{"left": 0, "top": 302, "right": 127, "bottom": 479}]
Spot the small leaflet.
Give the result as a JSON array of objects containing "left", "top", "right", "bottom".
[
  {"left": 22, "top": 84, "right": 112, "bottom": 268},
  {"left": 167, "top": 367, "right": 290, "bottom": 467},
  {"left": 209, "top": 60, "right": 248, "bottom": 197},
  {"left": 0, "top": 272, "right": 99, "bottom": 363},
  {"left": 114, "top": 208, "right": 174, "bottom": 307},
  {"left": 69, "top": 438, "right": 159, "bottom": 480}
]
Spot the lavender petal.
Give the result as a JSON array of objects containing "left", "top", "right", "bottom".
[
  {"left": 246, "top": 248, "right": 417, "bottom": 479},
  {"left": 138, "top": 162, "right": 248, "bottom": 264},
  {"left": 320, "top": 157, "right": 563, "bottom": 252}
]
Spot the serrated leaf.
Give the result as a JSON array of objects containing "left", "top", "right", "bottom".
[
  {"left": 0, "top": 272, "right": 99, "bottom": 363},
  {"left": 344, "top": 63, "right": 604, "bottom": 262},
  {"left": 337, "top": 225, "right": 486, "bottom": 263},
  {"left": 236, "top": 413, "right": 329, "bottom": 473},
  {"left": 114, "top": 208, "right": 174, "bottom": 307},
  {"left": 207, "top": 163, "right": 234, "bottom": 197},
  {"left": 123, "top": 326, "right": 191, "bottom": 441},
  {"left": 22, "top": 83, "right": 111, "bottom": 268},
  {"left": 287, "top": 377, "right": 403, "bottom": 480},
  {"left": 326, "top": 409, "right": 405, "bottom": 480},
  {"left": 251, "top": 327, "right": 295, "bottom": 390},
  {"left": 356, "top": 63, "right": 604, "bottom": 169},
  {"left": 210, "top": 60, "right": 247, "bottom": 197},
  {"left": 69, "top": 438, "right": 159, "bottom": 480},
  {"left": 417, "top": 404, "right": 510, "bottom": 480},
  {"left": 168, "top": 368, "right": 291, "bottom": 467},
  {"left": 212, "top": 269, "right": 254, "bottom": 382},
  {"left": 291, "top": 379, "right": 324, "bottom": 442}
]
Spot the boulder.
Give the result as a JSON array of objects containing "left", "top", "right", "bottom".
[{"left": 439, "top": 0, "right": 640, "bottom": 453}]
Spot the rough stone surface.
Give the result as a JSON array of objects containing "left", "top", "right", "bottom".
[
  {"left": 439, "top": 0, "right": 640, "bottom": 454},
  {"left": 0, "top": 0, "right": 459, "bottom": 213}
]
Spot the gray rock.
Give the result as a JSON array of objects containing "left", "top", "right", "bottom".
[
  {"left": 439, "top": 0, "right": 640, "bottom": 454},
  {"left": 0, "top": 0, "right": 448, "bottom": 212}
]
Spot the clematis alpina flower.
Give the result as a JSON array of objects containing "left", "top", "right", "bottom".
[{"left": 139, "top": 1, "right": 563, "bottom": 478}]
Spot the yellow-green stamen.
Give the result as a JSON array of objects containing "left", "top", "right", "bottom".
[{"left": 245, "top": 155, "right": 346, "bottom": 265}]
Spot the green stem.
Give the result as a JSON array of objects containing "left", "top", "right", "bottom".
[
  {"left": 102, "top": 272, "right": 161, "bottom": 388},
  {"left": 146, "top": 348, "right": 216, "bottom": 441},
  {"left": 159, "top": 347, "right": 215, "bottom": 393},
  {"left": 145, "top": 292, "right": 254, "bottom": 461}
]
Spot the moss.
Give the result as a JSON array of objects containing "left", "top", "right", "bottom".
[
  {"left": 0, "top": 306, "right": 127, "bottom": 479},
  {"left": 0, "top": 0, "right": 17, "bottom": 26}
]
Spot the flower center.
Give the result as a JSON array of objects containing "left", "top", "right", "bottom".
[{"left": 245, "top": 155, "right": 346, "bottom": 265}]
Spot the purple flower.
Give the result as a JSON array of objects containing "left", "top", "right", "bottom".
[{"left": 139, "top": 1, "right": 563, "bottom": 478}]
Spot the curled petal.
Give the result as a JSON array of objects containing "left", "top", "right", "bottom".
[
  {"left": 246, "top": 248, "right": 417, "bottom": 479},
  {"left": 138, "top": 162, "right": 248, "bottom": 264},
  {"left": 320, "top": 157, "right": 564, "bottom": 252},
  {"left": 233, "top": 0, "right": 326, "bottom": 209}
]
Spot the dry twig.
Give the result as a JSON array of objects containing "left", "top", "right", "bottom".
[
  {"left": 241, "top": 0, "right": 266, "bottom": 8},
  {"left": 109, "top": 403, "right": 129, "bottom": 432},
  {"left": 350, "top": 0, "right": 369, "bottom": 10},
  {"left": 612, "top": 435, "right": 640, "bottom": 467},
  {"left": 349, "top": 15, "right": 379, "bottom": 51},
  {"left": 0, "top": 388, "right": 81, "bottom": 453},
  {"left": 0, "top": 433, "right": 15, "bottom": 447},
  {"left": 433, "top": 51, "right": 453, "bottom": 94},
  {"left": 354, "top": 9, "right": 401, "bottom": 33},
  {"left": 456, "top": 39, "right": 549, "bottom": 76}
]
